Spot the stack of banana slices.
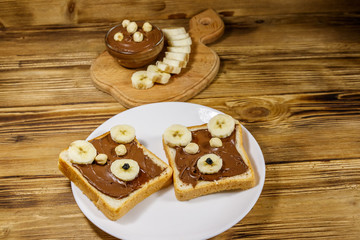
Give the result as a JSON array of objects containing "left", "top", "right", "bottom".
[{"left": 131, "top": 27, "right": 192, "bottom": 89}]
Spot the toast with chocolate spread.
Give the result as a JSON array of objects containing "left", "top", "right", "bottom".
[
  {"left": 58, "top": 124, "right": 173, "bottom": 220},
  {"left": 162, "top": 114, "right": 255, "bottom": 201}
]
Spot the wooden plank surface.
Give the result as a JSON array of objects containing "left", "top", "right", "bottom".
[{"left": 1, "top": 1, "right": 360, "bottom": 239}]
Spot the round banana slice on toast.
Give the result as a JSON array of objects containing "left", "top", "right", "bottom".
[
  {"left": 197, "top": 154, "right": 223, "bottom": 174},
  {"left": 163, "top": 124, "right": 192, "bottom": 147},
  {"left": 110, "top": 124, "right": 135, "bottom": 144},
  {"left": 208, "top": 114, "right": 235, "bottom": 138},
  {"left": 68, "top": 140, "right": 97, "bottom": 164},
  {"left": 111, "top": 159, "right": 140, "bottom": 181}
]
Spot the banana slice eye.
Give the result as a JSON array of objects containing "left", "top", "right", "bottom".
[
  {"left": 197, "top": 154, "right": 223, "bottom": 174},
  {"left": 110, "top": 124, "right": 136, "bottom": 144},
  {"left": 207, "top": 114, "right": 235, "bottom": 138},
  {"left": 163, "top": 124, "right": 192, "bottom": 147},
  {"left": 111, "top": 159, "right": 140, "bottom": 181}
]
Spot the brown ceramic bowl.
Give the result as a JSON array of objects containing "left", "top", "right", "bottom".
[{"left": 105, "top": 22, "right": 164, "bottom": 68}]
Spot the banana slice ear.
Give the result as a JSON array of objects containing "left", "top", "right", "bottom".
[
  {"left": 163, "top": 124, "right": 192, "bottom": 147},
  {"left": 110, "top": 124, "right": 136, "bottom": 144},
  {"left": 68, "top": 140, "right": 97, "bottom": 164},
  {"left": 207, "top": 114, "right": 235, "bottom": 138}
]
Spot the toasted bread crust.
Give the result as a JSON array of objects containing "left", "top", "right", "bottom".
[
  {"left": 59, "top": 133, "right": 173, "bottom": 220},
  {"left": 163, "top": 122, "right": 255, "bottom": 201}
]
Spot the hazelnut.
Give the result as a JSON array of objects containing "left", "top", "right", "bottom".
[
  {"left": 127, "top": 22, "right": 138, "bottom": 34},
  {"left": 142, "top": 22, "right": 152, "bottom": 32},
  {"left": 133, "top": 31, "right": 144, "bottom": 42},
  {"left": 95, "top": 153, "right": 108, "bottom": 165},
  {"left": 113, "top": 32, "right": 124, "bottom": 41},
  {"left": 122, "top": 19, "right": 130, "bottom": 28},
  {"left": 209, "top": 137, "right": 222, "bottom": 148},
  {"left": 115, "top": 144, "right": 127, "bottom": 156}
]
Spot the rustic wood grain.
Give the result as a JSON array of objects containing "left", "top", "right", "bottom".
[
  {"left": 1, "top": 2, "right": 360, "bottom": 240},
  {"left": 1, "top": 0, "right": 360, "bottom": 28}
]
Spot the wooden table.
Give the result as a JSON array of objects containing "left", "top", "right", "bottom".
[{"left": 1, "top": 1, "right": 359, "bottom": 239}]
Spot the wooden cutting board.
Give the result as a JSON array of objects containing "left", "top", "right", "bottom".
[{"left": 90, "top": 9, "right": 224, "bottom": 108}]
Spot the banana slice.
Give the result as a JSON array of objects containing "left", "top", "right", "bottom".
[
  {"left": 110, "top": 124, "right": 135, "bottom": 144},
  {"left": 68, "top": 140, "right": 97, "bottom": 164},
  {"left": 163, "top": 124, "right": 192, "bottom": 147},
  {"left": 156, "top": 61, "right": 181, "bottom": 74},
  {"left": 184, "top": 142, "right": 199, "bottom": 154},
  {"left": 131, "top": 71, "right": 154, "bottom": 89},
  {"left": 111, "top": 159, "right": 140, "bottom": 181},
  {"left": 197, "top": 154, "right": 223, "bottom": 174},
  {"left": 163, "top": 57, "right": 187, "bottom": 68},
  {"left": 168, "top": 37, "right": 192, "bottom": 47},
  {"left": 162, "top": 27, "right": 186, "bottom": 38},
  {"left": 165, "top": 52, "right": 189, "bottom": 62},
  {"left": 147, "top": 65, "right": 171, "bottom": 84},
  {"left": 166, "top": 32, "right": 190, "bottom": 41},
  {"left": 208, "top": 114, "right": 235, "bottom": 138},
  {"left": 167, "top": 46, "right": 191, "bottom": 54}
]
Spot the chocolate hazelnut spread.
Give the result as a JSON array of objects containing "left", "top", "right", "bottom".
[
  {"left": 174, "top": 125, "right": 248, "bottom": 187},
  {"left": 73, "top": 133, "right": 165, "bottom": 199},
  {"left": 106, "top": 22, "right": 163, "bottom": 54}
]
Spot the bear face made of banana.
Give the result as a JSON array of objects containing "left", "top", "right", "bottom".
[
  {"left": 163, "top": 114, "right": 236, "bottom": 175},
  {"left": 67, "top": 124, "right": 141, "bottom": 182}
]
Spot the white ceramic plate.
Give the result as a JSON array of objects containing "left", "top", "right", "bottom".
[{"left": 71, "top": 102, "right": 265, "bottom": 240}]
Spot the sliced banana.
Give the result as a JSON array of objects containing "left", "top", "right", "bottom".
[
  {"left": 156, "top": 61, "right": 181, "bottom": 74},
  {"left": 165, "top": 32, "right": 190, "bottom": 41},
  {"left": 209, "top": 137, "right": 223, "bottom": 148},
  {"left": 131, "top": 71, "right": 154, "bottom": 89},
  {"left": 95, "top": 153, "right": 108, "bottom": 165},
  {"left": 110, "top": 124, "right": 135, "bottom": 144},
  {"left": 162, "top": 27, "right": 186, "bottom": 38},
  {"left": 165, "top": 52, "right": 189, "bottom": 62},
  {"left": 147, "top": 65, "right": 171, "bottom": 84},
  {"left": 167, "top": 46, "right": 191, "bottom": 54},
  {"left": 163, "top": 57, "right": 187, "bottom": 68},
  {"left": 197, "top": 154, "right": 223, "bottom": 174},
  {"left": 68, "top": 140, "right": 97, "bottom": 164},
  {"left": 163, "top": 124, "right": 192, "bottom": 147},
  {"left": 207, "top": 114, "right": 235, "bottom": 138},
  {"left": 168, "top": 37, "right": 192, "bottom": 47},
  {"left": 184, "top": 142, "right": 199, "bottom": 154},
  {"left": 111, "top": 159, "right": 140, "bottom": 181}
]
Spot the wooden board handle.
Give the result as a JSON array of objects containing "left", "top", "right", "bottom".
[{"left": 189, "top": 9, "right": 224, "bottom": 45}]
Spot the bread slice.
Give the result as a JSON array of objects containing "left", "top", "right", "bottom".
[
  {"left": 58, "top": 132, "right": 173, "bottom": 220},
  {"left": 163, "top": 121, "right": 255, "bottom": 201}
]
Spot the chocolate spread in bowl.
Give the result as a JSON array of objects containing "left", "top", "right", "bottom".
[
  {"left": 174, "top": 125, "right": 249, "bottom": 187},
  {"left": 106, "top": 22, "right": 163, "bottom": 54},
  {"left": 73, "top": 133, "right": 165, "bottom": 199}
]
